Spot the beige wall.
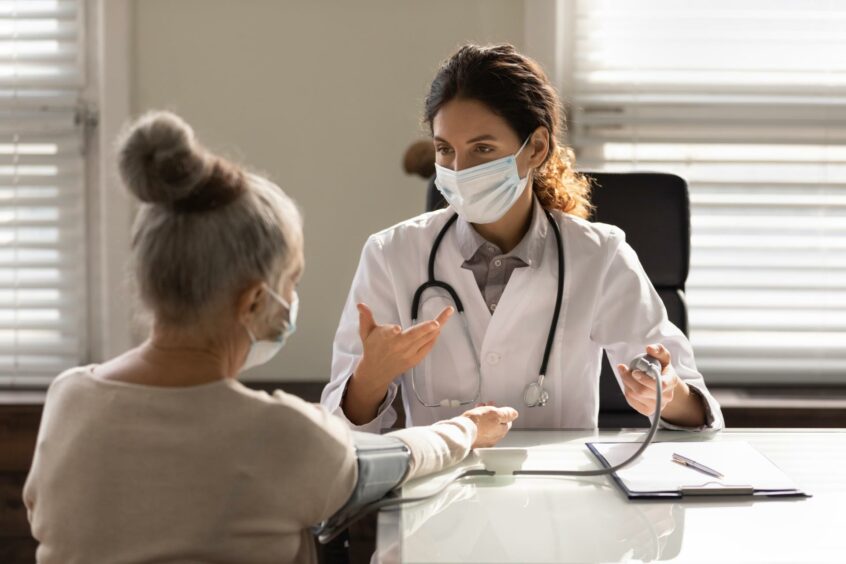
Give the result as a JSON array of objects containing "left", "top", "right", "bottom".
[{"left": 132, "top": 0, "right": 524, "bottom": 382}]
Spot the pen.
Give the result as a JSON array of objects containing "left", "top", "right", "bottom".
[{"left": 672, "top": 452, "right": 724, "bottom": 479}]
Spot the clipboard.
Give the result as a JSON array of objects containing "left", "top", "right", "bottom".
[{"left": 586, "top": 441, "right": 810, "bottom": 500}]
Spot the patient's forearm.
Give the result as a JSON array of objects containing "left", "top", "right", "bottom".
[{"left": 389, "top": 417, "right": 477, "bottom": 484}]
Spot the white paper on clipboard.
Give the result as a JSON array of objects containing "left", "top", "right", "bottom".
[{"left": 589, "top": 441, "right": 798, "bottom": 493}]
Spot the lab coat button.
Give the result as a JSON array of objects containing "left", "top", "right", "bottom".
[
  {"left": 489, "top": 302, "right": 497, "bottom": 312},
  {"left": 494, "top": 259, "right": 502, "bottom": 267},
  {"left": 486, "top": 352, "right": 501, "bottom": 365}
]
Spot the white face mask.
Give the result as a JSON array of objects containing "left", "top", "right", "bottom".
[
  {"left": 434, "top": 137, "right": 531, "bottom": 224},
  {"left": 241, "top": 287, "right": 299, "bottom": 372}
]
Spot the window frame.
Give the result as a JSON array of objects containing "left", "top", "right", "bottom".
[{"left": 84, "top": 0, "right": 134, "bottom": 369}]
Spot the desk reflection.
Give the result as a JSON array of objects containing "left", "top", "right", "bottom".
[{"left": 376, "top": 452, "right": 685, "bottom": 563}]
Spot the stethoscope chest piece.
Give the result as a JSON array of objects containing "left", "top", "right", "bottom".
[{"left": 523, "top": 376, "right": 549, "bottom": 408}]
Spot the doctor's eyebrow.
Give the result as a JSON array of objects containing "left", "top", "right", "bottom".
[
  {"left": 433, "top": 134, "right": 499, "bottom": 145},
  {"left": 466, "top": 134, "right": 498, "bottom": 143}
]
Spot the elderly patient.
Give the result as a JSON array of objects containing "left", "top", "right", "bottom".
[{"left": 22, "top": 112, "right": 518, "bottom": 564}]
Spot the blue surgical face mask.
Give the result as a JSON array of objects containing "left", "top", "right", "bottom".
[
  {"left": 434, "top": 137, "right": 531, "bottom": 224},
  {"left": 241, "top": 286, "right": 299, "bottom": 372}
]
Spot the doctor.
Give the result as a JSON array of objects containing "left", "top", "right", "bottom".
[{"left": 321, "top": 44, "right": 723, "bottom": 432}]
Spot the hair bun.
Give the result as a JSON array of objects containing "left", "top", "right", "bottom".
[{"left": 117, "top": 111, "right": 210, "bottom": 204}]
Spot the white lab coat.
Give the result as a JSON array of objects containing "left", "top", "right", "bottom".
[{"left": 321, "top": 207, "right": 724, "bottom": 432}]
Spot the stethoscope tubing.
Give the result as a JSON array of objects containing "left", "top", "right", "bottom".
[{"left": 410, "top": 210, "right": 565, "bottom": 409}]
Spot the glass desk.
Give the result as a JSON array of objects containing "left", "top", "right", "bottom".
[{"left": 375, "top": 429, "right": 846, "bottom": 563}]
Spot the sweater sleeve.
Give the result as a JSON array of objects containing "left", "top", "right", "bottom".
[{"left": 386, "top": 417, "right": 477, "bottom": 485}]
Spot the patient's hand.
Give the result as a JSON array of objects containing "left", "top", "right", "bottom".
[{"left": 461, "top": 405, "right": 519, "bottom": 448}]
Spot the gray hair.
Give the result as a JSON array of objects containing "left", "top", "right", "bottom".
[{"left": 117, "top": 111, "right": 302, "bottom": 326}]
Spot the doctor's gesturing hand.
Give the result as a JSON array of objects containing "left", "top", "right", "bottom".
[
  {"left": 617, "top": 344, "right": 706, "bottom": 427},
  {"left": 342, "top": 303, "right": 454, "bottom": 425}
]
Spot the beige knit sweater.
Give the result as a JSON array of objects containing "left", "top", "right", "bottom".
[{"left": 23, "top": 367, "right": 476, "bottom": 564}]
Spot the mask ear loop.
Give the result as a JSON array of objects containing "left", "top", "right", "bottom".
[
  {"left": 514, "top": 135, "right": 532, "bottom": 158},
  {"left": 514, "top": 136, "right": 535, "bottom": 185},
  {"left": 255, "top": 284, "right": 295, "bottom": 339},
  {"left": 243, "top": 324, "right": 259, "bottom": 344},
  {"left": 264, "top": 285, "right": 295, "bottom": 318}
]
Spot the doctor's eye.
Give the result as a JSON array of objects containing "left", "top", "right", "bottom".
[
  {"left": 475, "top": 145, "right": 494, "bottom": 154},
  {"left": 435, "top": 145, "right": 453, "bottom": 156}
]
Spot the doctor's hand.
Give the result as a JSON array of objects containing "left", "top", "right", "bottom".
[
  {"left": 617, "top": 344, "right": 683, "bottom": 418},
  {"left": 344, "top": 303, "right": 454, "bottom": 425},
  {"left": 461, "top": 405, "right": 519, "bottom": 448},
  {"left": 355, "top": 303, "right": 453, "bottom": 385}
]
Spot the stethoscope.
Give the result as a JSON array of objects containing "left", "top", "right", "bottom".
[{"left": 410, "top": 209, "right": 565, "bottom": 409}]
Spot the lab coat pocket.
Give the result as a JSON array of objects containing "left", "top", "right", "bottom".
[{"left": 414, "top": 291, "right": 481, "bottom": 409}]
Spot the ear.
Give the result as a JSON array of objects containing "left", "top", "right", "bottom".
[
  {"left": 526, "top": 126, "right": 550, "bottom": 169},
  {"left": 236, "top": 280, "right": 266, "bottom": 326}
]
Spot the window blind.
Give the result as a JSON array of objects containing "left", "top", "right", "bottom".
[
  {"left": 569, "top": 0, "right": 846, "bottom": 383},
  {"left": 0, "top": 0, "right": 86, "bottom": 388}
]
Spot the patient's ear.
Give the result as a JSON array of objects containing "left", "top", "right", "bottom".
[{"left": 236, "top": 281, "right": 265, "bottom": 325}]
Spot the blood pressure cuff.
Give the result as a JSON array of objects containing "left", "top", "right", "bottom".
[{"left": 314, "top": 432, "right": 410, "bottom": 543}]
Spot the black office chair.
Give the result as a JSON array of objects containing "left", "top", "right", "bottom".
[{"left": 424, "top": 171, "right": 691, "bottom": 428}]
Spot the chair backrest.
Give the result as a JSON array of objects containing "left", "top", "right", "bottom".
[
  {"left": 585, "top": 171, "right": 690, "bottom": 427},
  {"left": 424, "top": 171, "right": 691, "bottom": 428}
]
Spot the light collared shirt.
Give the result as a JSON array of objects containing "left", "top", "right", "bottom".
[{"left": 455, "top": 195, "right": 549, "bottom": 313}]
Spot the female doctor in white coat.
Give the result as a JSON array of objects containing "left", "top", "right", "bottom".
[{"left": 321, "top": 44, "right": 723, "bottom": 432}]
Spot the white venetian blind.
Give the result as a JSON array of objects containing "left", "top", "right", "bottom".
[
  {"left": 569, "top": 0, "right": 846, "bottom": 383},
  {"left": 0, "top": 0, "right": 86, "bottom": 388}
]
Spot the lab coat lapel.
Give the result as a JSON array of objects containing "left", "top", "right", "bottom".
[
  {"left": 481, "top": 266, "right": 531, "bottom": 352},
  {"left": 483, "top": 257, "right": 558, "bottom": 347},
  {"left": 477, "top": 229, "right": 562, "bottom": 420}
]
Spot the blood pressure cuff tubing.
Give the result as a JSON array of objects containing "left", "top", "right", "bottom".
[{"left": 314, "top": 432, "right": 410, "bottom": 543}]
